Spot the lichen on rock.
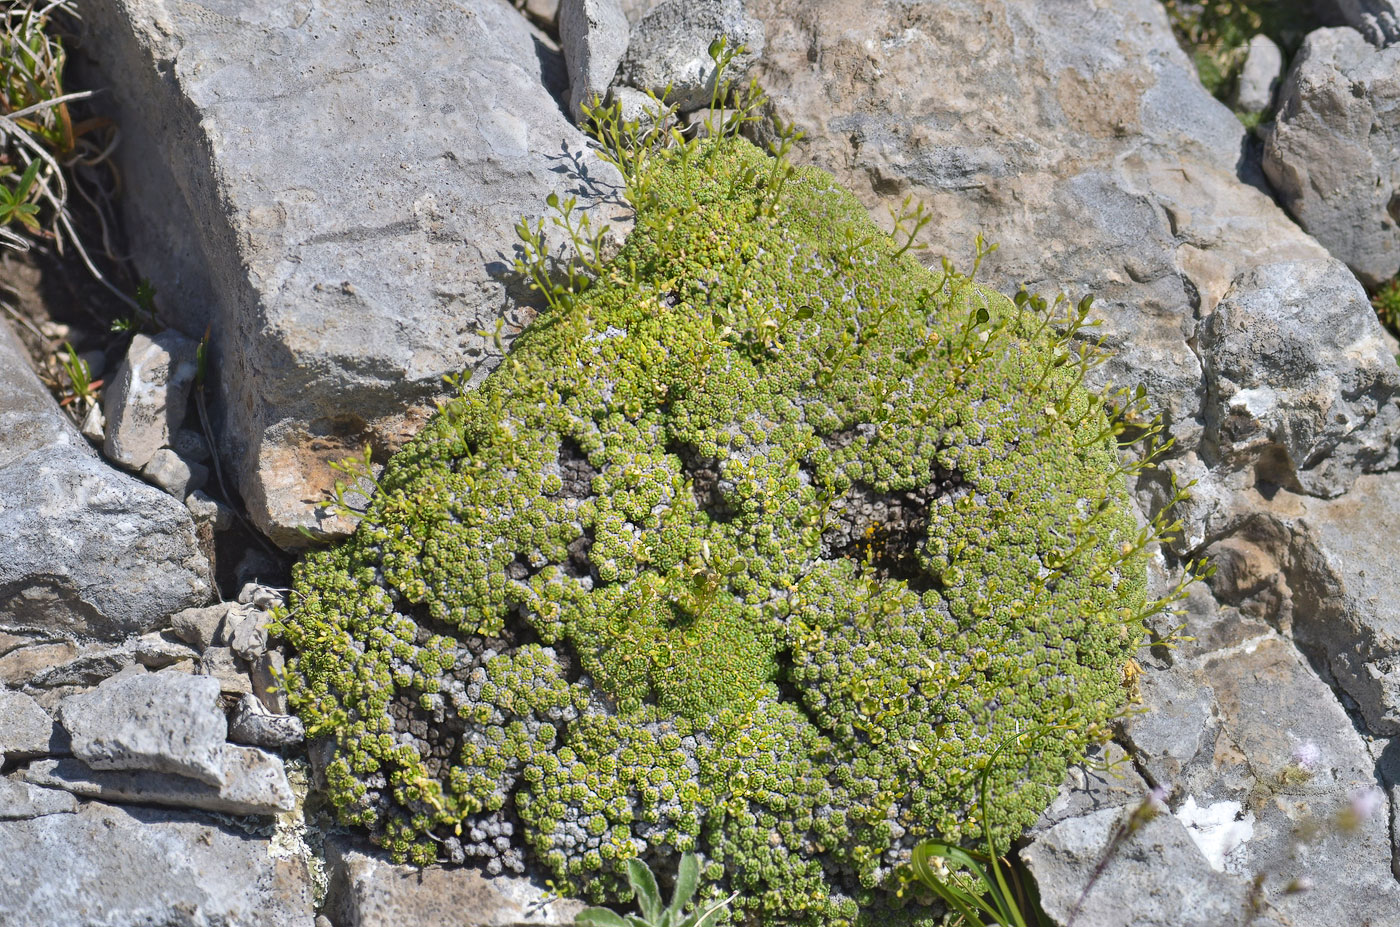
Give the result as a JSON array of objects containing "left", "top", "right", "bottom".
[{"left": 274, "top": 133, "right": 1149, "bottom": 926}]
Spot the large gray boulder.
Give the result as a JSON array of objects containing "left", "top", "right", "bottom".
[
  {"left": 74, "top": 0, "right": 626, "bottom": 547},
  {"left": 0, "top": 801, "right": 315, "bottom": 926},
  {"left": 0, "top": 322, "right": 211, "bottom": 639},
  {"left": 1262, "top": 27, "right": 1400, "bottom": 288}
]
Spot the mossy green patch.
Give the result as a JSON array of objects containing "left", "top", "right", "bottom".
[{"left": 275, "top": 136, "right": 1148, "bottom": 927}]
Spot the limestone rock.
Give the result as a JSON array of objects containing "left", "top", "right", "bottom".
[
  {"left": 197, "top": 646, "right": 254, "bottom": 696},
  {"left": 0, "top": 801, "right": 315, "bottom": 925},
  {"left": 57, "top": 670, "right": 228, "bottom": 786},
  {"left": 170, "top": 602, "right": 233, "bottom": 650},
  {"left": 324, "top": 839, "right": 586, "bottom": 927},
  {"left": 229, "top": 693, "right": 305, "bottom": 749},
  {"left": 615, "top": 0, "right": 765, "bottom": 111},
  {"left": 559, "top": 0, "right": 630, "bottom": 121},
  {"left": 27, "top": 745, "right": 295, "bottom": 816},
  {"left": 142, "top": 447, "right": 207, "bottom": 499},
  {"left": 0, "top": 323, "right": 211, "bottom": 640},
  {"left": 1235, "top": 34, "right": 1282, "bottom": 115},
  {"left": 1022, "top": 805, "right": 1249, "bottom": 927},
  {"left": 102, "top": 330, "right": 199, "bottom": 472},
  {"left": 0, "top": 688, "right": 58, "bottom": 758},
  {"left": 227, "top": 602, "right": 272, "bottom": 662},
  {"left": 1262, "top": 27, "right": 1400, "bottom": 287},
  {"left": 1118, "top": 634, "right": 1400, "bottom": 923},
  {"left": 1213, "top": 473, "right": 1400, "bottom": 736},
  {"left": 74, "top": 0, "right": 627, "bottom": 547},
  {"left": 1197, "top": 260, "right": 1400, "bottom": 497},
  {"left": 0, "top": 775, "right": 77, "bottom": 820}
]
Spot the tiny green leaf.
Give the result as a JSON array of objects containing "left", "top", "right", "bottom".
[
  {"left": 575, "top": 907, "right": 631, "bottom": 927},
  {"left": 626, "top": 857, "right": 663, "bottom": 924}
]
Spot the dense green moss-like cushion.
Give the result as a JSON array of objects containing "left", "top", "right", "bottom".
[{"left": 276, "top": 137, "right": 1146, "bottom": 926}]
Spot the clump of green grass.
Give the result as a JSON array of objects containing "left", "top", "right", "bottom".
[{"left": 1, "top": 0, "right": 141, "bottom": 312}]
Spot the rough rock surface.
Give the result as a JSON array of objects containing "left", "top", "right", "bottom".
[
  {"left": 1023, "top": 805, "right": 1250, "bottom": 927},
  {"left": 0, "top": 801, "right": 315, "bottom": 926},
  {"left": 1197, "top": 260, "right": 1400, "bottom": 496},
  {"left": 0, "top": 688, "right": 58, "bottom": 758},
  {"left": 560, "top": 0, "right": 630, "bottom": 121},
  {"left": 229, "top": 692, "right": 305, "bottom": 749},
  {"left": 57, "top": 671, "right": 228, "bottom": 785},
  {"left": 1207, "top": 472, "right": 1400, "bottom": 737},
  {"left": 1262, "top": 27, "right": 1400, "bottom": 287},
  {"left": 102, "top": 330, "right": 199, "bottom": 472},
  {"left": 0, "top": 776, "right": 78, "bottom": 820},
  {"left": 0, "top": 322, "right": 211, "bottom": 639},
  {"left": 324, "top": 840, "right": 586, "bottom": 927},
  {"left": 27, "top": 747, "right": 296, "bottom": 816},
  {"left": 1236, "top": 33, "right": 1282, "bottom": 115},
  {"left": 75, "top": 0, "right": 626, "bottom": 547},
  {"left": 615, "top": 0, "right": 765, "bottom": 110}
]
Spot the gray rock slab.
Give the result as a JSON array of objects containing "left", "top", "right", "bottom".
[
  {"left": 0, "top": 800, "right": 315, "bottom": 926},
  {"left": 1229, "top": 473, "right": 1400, "bottom": 737},
  {"left": 198, "top": 645, "right": 255, "bottom": 696},
  {"left": 1197, "top": 260, "right": 1400, "bottom": 497},
  {"left": 745, "top": 0, "right": 1336, "bottom": 479},
  {"left": 1236, "top": 34, "right": 1283, "bottom": 115},
  {"left": 229, "top": 692, "right": 305, "bottom": 749},
  {"left": 0, "top": 640, "right": 77, "bottom": 688},
  {"left": 0, "top": 775, "right": 77, "bottom": 820},
  {"left": 1116, "top": 627, "right": 1400, "bottom": 923},
  {"left": 143, "top": 446, "right": 207, "bottom": 498},
  {"left": 27, "top": 644, "right": 136, "bottom": 689},
  {"left": 57, "top": 670, "right": 228, "bottom": 785},
  {"left": 170, "top": 601, "right": 233, "bottom": 649},
  {"left": 0, "top": 323, "right": 211, "bottom": 640},
  {"left": 1263, "top": 27, "right": 1400, "bottom": 287},
  {"left": 102, "top": 330, "right": 199, "bottom": 471},
  {"left": 75, "top": 0, "right": 626, "bottom": 547},
  {"left": 1022, "top": 804, "right": 1250, "bottom": 926},
  {"left": 616, "top": 0, "right": 764, "bottom": 111},
  {"left": 0, "top": 688, "right": 59, "bottom": 758},
  {"left": 27, "top": 745, "right": 295, "bottom": 816},
  {"left": 560, "top": 0, "right": 630, "bottom": 121},
  {"left": 1028, "top": 741, "right": 1149, "bottom": 838},
  {"left": 227, "top": 602, "right": 272, "bottom": 661},
  {"left": 324, "top": 839, "right": 585, "bottom": 927}
]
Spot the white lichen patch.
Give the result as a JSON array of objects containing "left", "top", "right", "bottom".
[{"left": 1175, "top": 795, "right": 1254, "bottom": 873}]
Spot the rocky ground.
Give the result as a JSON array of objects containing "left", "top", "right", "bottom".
[{"left": 4, "top": 0, "right": 1400, "bottom": 923}]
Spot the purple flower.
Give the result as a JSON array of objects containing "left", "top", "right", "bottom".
[{"left": 1291, "top": 741, "right": 1321, "bottom": 771}]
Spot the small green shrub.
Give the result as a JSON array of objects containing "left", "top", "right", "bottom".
[{"left": 274, "top": 61, "right": 1189, "bottom": 927}]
